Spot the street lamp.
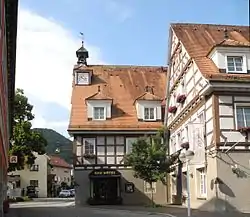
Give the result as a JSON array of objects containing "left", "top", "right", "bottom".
[{"left": 179, "top": 150, "right": 194, "bottom": 217}]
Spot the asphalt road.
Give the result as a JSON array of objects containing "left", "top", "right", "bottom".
[
  {"left": 7, "top": 206, "right": 173, "bottom": 217},
  {"left": 6, "top": 201, "right": 250, "bottom": 217}
]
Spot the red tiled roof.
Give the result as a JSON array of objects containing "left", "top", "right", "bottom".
[
  {"left": 135, "top": 92, "right": 162, "bottom": 102},
  {"left": 171, "top": 23, "right": 250, "bottom": 81},
  {"left": 68, "top": 65, "right": 167, "bottom": 131},
  {"left": 49, "top": 155, "right": 72, "bottom": 169}
]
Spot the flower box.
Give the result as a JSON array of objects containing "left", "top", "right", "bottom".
[
  {"left": 176, "top": 94, "right": 186, "bottom": 103},
  {"left": 83, "top": 154, "right": 96, "bottom": 159},
  {"left": 168, "top": 106, "right": 177, "bottom": 113},
  {"left": 237, "top": 127, "right": 250, "bottom": 133},
  {"left": 180, "top": 142, "right": 189, "bottom": 150}
]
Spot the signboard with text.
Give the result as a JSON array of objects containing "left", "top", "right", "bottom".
[{"left": 89, "top": 169, "right": 121, "bottom": 178}]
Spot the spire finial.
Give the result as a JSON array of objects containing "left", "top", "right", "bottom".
[
  {"left": 80, "top": 32, "right": 84, "bottom": 47},
  {"left": 76, "top": 32, "right": 89, "bottom": 65}
]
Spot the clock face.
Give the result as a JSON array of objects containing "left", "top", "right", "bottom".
[{"left": 77, "top": 72, "right": 89, "bottom": 84}]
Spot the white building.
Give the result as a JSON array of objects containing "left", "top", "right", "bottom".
[
  {"left": 8, "top": 153, "right": 72, "bottom": 198},
  {"left": 165, "top": 23, "right": 250, "bottom": 213}
]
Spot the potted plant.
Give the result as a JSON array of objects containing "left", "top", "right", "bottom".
[
  {"left": 180, "top": 142, "right": 189, "bottom": 150},
  {"left": 83, "top": 153, "right": 96, "bottom": 159},
  {"left": 237, "top": 127, "right": 250, "bottom": 133},
  {"left": 168, "top": 106, "right": 177, "bottom": 114},
  {"left": 176, "top": 94, "right": 186, "bottom": 103}
]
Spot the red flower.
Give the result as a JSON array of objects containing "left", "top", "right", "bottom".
[
  {"left": 176, "top": 94, "right": 186, "bottom": 103},
  {"left": 168, "top": 106, "right": 177, "bottom": 113}
]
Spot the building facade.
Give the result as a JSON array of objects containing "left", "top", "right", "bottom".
[
  {"left": 165, "top": 23, "right": 250, "bottom": 213},
  {"left": 0, "top": 0, "right": 18, "bottom": 214},
  {"left": 8, "top": 153, "right": 72, "bottom": 198},
  {"left": 68, "top": 44, "right": 167, "bottom": 206}
]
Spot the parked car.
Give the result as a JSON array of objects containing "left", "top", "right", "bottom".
[
  {"left": 69, "top": 189, "right": 75, "bottom": 197},
  {"left": 26, "top": 186, "right": 38, "bottom": 198},
  {"left": 59, "top": 190, "right": 71, "bottom": 198}
]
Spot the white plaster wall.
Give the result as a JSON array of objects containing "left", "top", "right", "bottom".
[
  {"left": 169, "top": 96, "right": 213, "bottom": 165},
  {"left": 167, "top": 61, "right": 209, "bottom": 126},
  {"left": 9, "top": 153, "right": 48, "bottom": 198}
]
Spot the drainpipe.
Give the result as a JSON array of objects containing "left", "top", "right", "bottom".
[{"left": 164, "top": 26, "right": 173, "bottom": 204}]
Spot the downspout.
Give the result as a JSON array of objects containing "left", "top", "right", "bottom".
[{"left": 164, "top": 26, "right": 173, "bottom": 204}]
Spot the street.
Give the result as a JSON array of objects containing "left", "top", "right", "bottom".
[
  {"left": 6, "top": 201, "right": 250, "bottom": 217},
  {"left": 7, "top": 201, "right": 173, "bottom": 217}
]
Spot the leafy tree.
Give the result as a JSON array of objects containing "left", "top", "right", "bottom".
[
  {"left": 124, "top": 129, "right": 179, "bottom": 206},
  {"left": 8, "top": 89, "right": 47, "bottom": 172}
]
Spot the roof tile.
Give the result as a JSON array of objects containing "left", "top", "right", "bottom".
[
  {"left": 171, "top": 23, "right": 250, "bottom": 81},
  {"left": 69, "top": 65, "right": 166, "bottom": 131}
]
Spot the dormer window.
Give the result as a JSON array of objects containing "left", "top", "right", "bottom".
[
  {"left": 86, "top": 86, "right": 113, "bottom": 121},
  {"left": 93, "top": 107, "right": 105, "bottom": 120},
  {"left": 144, "top": 107, "right": 156, "bottom": 121},
  {"left": 226, "top": 56, "right": 244, "bottom": 73}
]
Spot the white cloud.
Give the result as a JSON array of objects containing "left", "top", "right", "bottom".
[{"left": 16, "top": 8, "right": 106, "bottom": 135}]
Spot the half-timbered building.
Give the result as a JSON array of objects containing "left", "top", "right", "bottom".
[
  {"left": 68, "top": 43, "right": 167, "bottom": 206},
  {"left": 165, "top": 23, "right": 250, "bottom": 213}
]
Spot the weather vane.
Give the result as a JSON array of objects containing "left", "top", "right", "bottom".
[{"left": 79, "top": 32, "right": 84, "bottom": 46}]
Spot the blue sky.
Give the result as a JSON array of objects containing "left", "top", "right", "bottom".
[{"left": 16, "top": 0, "right": 249, "bottom": 137}]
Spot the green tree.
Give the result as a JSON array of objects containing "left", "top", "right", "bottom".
[
  {"left": 124, "top": 129, "right": 179, "bottom": 206},
  {"left": 8, "top": 89, "right": 47, "bottom": 172}
]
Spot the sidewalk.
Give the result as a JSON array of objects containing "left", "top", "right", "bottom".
[{"left": 80, "top": 204, "right": 250, "bottom": 217}]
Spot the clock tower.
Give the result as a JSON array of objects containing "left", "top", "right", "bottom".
[{"left": 76, "top": 40, "right": 89, "bottom": 65}]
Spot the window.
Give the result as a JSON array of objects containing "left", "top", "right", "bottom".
[
  {"left": 30, "top": 164, "right": 39, "bottom": 171},
  {"left": 198, "top": 169, "right": 207, "bottom": 197},
  {"left": 144, "top": 181, "right": 156, "bottom": 194},
  {"left": 236, "top": 106, "right": 250, "bottom": 128},
  {"left": 126, "top": 137, "right": 137, "bottom": 154},
  {"left": 144, "top": 107, "right": 156, "bottom": 120},
  {"left": 226, "top": 56, "right": 244, "bottom": 73},
  {"left": 83, "top": 138, "right": 95, "bottom": 155},
  {"left": 93, "top": 107, "right": 105, "bottom": 120},
  {"left": 170, "top": 137, "right": 176, "bottom": 153},
  {"left": 30, "top": 180, "right": 39, "bottom": 187}
]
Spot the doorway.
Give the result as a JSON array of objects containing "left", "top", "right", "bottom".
[
  {"left": 89, "top": 169, "right": 122, "bottom": 205},
  {"left": 93, "top": 178, "right": 118, "bottom": 204}
]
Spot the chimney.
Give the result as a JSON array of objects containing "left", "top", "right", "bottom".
[{"left": 224, "top": 28, "right": 229, "bottom": 39}]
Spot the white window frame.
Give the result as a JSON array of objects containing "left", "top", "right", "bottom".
[
  {"left": 143, "top": 107, "right": 156, "bottom": 121},
  {"left": 83, "top": 138, "right": 96, "bottom": 155},
  {"left": 225, "top": 54, "right": 247, "bottom": 74},
  {"left": 93, "top": 106, "right": 106, "bottom": 120},
  {"left": 144, "top": 181, "right": 156, "bottom": 194},
  {"left": 170, "top": 136, "right": 176, "bottom": 154},
  {"left": 234, "top": 103, "right": 250, "bottom": 129}
]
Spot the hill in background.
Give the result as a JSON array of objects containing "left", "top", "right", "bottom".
[{"left": 33, "top": 128, "right": 72, "bottom": 164}]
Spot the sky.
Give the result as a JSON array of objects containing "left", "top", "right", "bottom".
[{"left": 16, "top": 0, "right": 249, "bottom": 137}]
